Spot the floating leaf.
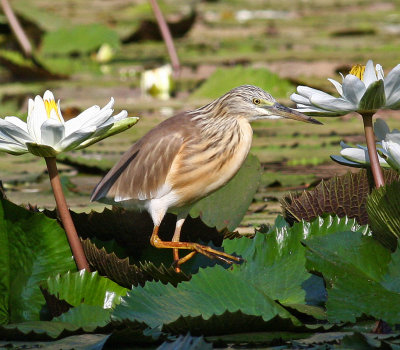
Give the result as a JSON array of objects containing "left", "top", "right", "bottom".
[
  {"left": 0, "top": 49, "right": 64, "bottom": 80},
  {"left": 0, "top": 318, "right": 156, "bottom": 343},
  {"left": 293, "top": 331, "right": 352, "bottom": 346},
  {"left": 44, "top": 208, "right": 227, "bottom": 260},
  {"left": 281, "top": 169, "right": 399, "bottom": 226},
  {"left": 367, "top": 180, "right": 400, "bottom": 249},
  {"left": 225, "top": 215, "right": 367, "bottom": 311},
  {"left": 41, "top": 24, "right": 120, "bottom": 56},
  {"left": 304, "top": 230, "right": 400, "bottom": 324},
  {"left": 82, "top": 238, "right": 190, "bottom": 288},
  {"left": 0, "top": 333, "right": 111, "bottom": 350},
  {"left": 157, "top": 333, "right": 212, "bottom": 350},
  {"left": 190, "top": 154, "right": 262, "bottom": 231},
  {"left": 45, "top": 205, "right": 236, "bottom": 286},
  {"left": 113, "top": 265, "right": 301, "bottom": 334},
  {"left": 0, "top": 198, "right": 75, "bottom": 324},
  {"left": 11, "top": 0, "right": 71, "bottom": 32},
  {"left": 54, "top": 304, "right": 112, "bottom": 329},
  {"left": 0, "top": 320, "right": 95, "bottom": 340},
  {"left": 112, "top": 216, "right": 365, "bottom": 334},
  {"left": 41, "top": 270, "right": 128, "bottom": 319},
  {"left": 206, "top": 331, "right": 316, "bottom": 347},
  {"left": 193, "top": 66, "right": 294, "bottom": 99}
]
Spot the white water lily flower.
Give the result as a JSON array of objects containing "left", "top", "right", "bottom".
[
  {"left": 291, "top": 60, "right": 400, "bottom": 116},
  {"left": 0, "top": 90, "right": 138, "bottom": 157},
  {"left": 331, "top": 119, "right": 400, "bottom": 172},
  {"left": 140, "top": 64, "right": 173, "bottom": 100},
  {"left": 331, "top": 141, "right": 390, "bottom": 169},
  {"left": 376, "top": 119, "right": 400, "bottom": 172}
]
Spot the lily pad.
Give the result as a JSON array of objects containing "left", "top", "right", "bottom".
[
  {"left": 112, "top": 216, "right": 365, "bottom": 335},
  {"left": 281, "top": 169, "right": 399, "bottom": 226},
  {"left": 41, "top": 24, "right": 120, "bottom": 56},
  {"left": 81, "top": 238, "right": 190, "bottom": 288},
  {"left": 192, "top": 66, "right": 295, "bottom": 100},
  {"left": 304, "top": 230, "right": 400, "bottom": 324},
  {"left": 0, "top": 198, "right": 76, "bottom": 324},
  {"left": 367, "top": 180, "right": 400, "bottom": 249},
  {"left": 41, "top": 270, "right": 128, "bottom": 318},
  {"left": 157, "top": 333, "right": 212, "bottom": 350}
]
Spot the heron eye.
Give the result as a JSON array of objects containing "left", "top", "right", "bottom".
[{"left": 253, "top": 98, "right": 261, "bottom": 105}]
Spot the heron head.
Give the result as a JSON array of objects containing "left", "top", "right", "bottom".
[{"left": 222, "top": 85, "right": 322, "bottom": 124}]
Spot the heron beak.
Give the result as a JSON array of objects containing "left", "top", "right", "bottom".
[{"left": 267, "top": 103, "right": 323, "bottom": 125}]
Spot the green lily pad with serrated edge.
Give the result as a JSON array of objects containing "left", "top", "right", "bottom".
[
  {"left": 304, "top": 230, "right": 400, "bottom": 324},
  {"left": 367, "top": 180, "right": 400, "bottom": 250},
  {"left": 112, "top": 215, "right": 366, "bottom": 335},
  {"left": 0, "top": 198, "right": 76, "bottom": 324}
]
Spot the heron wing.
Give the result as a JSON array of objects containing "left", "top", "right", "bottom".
[{"left": 91, "top": 112, "right": 194, "bottom": 203}]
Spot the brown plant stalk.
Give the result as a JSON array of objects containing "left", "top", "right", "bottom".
[
  {"left": 362, "top": 113, "right": 384, "bottom": 188},
  {"left": 0, "top": 0, "right": 32, "bottom": 57},
  {"left": 45, "top": 157, "right": 90, "bottom": 271},
  {"left": 149, "top": 0, "right": 180, "bottom": 77}
]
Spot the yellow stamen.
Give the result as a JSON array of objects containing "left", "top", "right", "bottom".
[
  {"left": 44, "top": 99, "right": 62, "bottom": 121},
  {"left": 349, "top": 64, "right": 365, "bottom": 81}
]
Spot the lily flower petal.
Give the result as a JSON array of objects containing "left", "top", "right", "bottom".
[
  {"left": 384, "top": 64, "right": 400, "bottom": 107},
  {"left": 291, "top": 60, "right": 400, "bottom": 116},
  {"left": 290, "top": 93, "right": 310, "bottom": 105},
  {"left": 97, "top": 110, "right": 128, "bottom": 128},
  {"left": 55, "top": 127, "right": 96, "bottom": 152},
  {"left": 341, "top": 147, "right": 388, "bottom": 166},
  {"left": 376, "top": 64, "right": 384, "bottom": 80},
  {"left": 310, "top": 95, "right": 356, "bottom": 112},
  {"left": 40, "top": 119, "right": 66, "bottom": 146},
  {"left": 27, "top": 95, "right": 48, "bottom": 143},
  {"left": 5, "top": 116, "right": 28, "bottom": 133},
  {"left": 328, "top": 78, "right": 344, "bottom": 97},
  {"left": 362, "top": 60, "right": 378, "bottom": 88},
  {"left": 0, "top": 118, "right": 33, "bottom": 144},
  {"left": 0, "top": 139, "right": 27, "bottom": 155},
  {"left": 0, "top": 90, "right": 135, "bottom": 157},
  {"left": 296, "top": 104, "right": 341, "bottom": 116},
  {"left": 76, "top": 116, "right": 138, "bottom": 150},
  {"left": 382, "top": 140, "right": 400, "bottom": 172},
  {"left": 64, "top": 98, "right": 115, "bottom": 136},
  {"left": 297, "top": 86, "right": 334, "bottom": 99},
  {"left": 386, "top": 133, "right": 400, "bottom": 144},
  {"left": 341, "top": 147, "right": 368, "bottom": 163},
  {"left": 330, "top": 155, "right": 368, "bottom": 168},
  {"left": 342, "top": 74, "right": 366, "bottom": 105}
]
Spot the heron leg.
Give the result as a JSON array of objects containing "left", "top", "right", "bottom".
[
  {"left": 150, "top": 225, "right": 242, "bottom": 269},
  {"left": 171, "top": 216, "right": 185, "bottom": 272}
]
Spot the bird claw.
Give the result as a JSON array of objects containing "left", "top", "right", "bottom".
[{"left": 191, "top": 243, "right": 243, "bottom": 265}]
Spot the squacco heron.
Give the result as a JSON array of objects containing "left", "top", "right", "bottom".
[{"left": 91, "top": 85, "right": 321, "bottom": 271}]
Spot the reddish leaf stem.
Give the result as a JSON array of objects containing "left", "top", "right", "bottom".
[
  {"left": 149, "top": 0, "right": 180, "bottom": 77},
  {"left": 0, "top": 0, "right": 32, "bottom": 57},
  {"left": 362, "top": 113, "right": 384, "bottom": 188},
  {"left": 45, "top": 157, "right": 90, "bottom": 271}
]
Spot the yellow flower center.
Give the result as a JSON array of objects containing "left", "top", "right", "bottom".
[
  {"left": 44, "top": 99, "right": 62, "bottom": 121},
  {"left": 349, "top": 64, "right": 365, "bottom": 81}
]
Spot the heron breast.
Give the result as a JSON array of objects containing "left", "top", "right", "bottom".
[{"left": 167, "top": 118, "right": 253, "bottom": 206}]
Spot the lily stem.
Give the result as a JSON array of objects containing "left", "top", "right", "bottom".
[
  {"left": 362, "top": 113, "right": 384, "bottom": 188},
  {"left": 45, "top": 157, "right": 90, "bottom": 271},
  {"left": 149, "top": 0, "right": 180, "bottom": 77},
  {"left": 0, "top": 0, "right": 32, "bottom": 57}
]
